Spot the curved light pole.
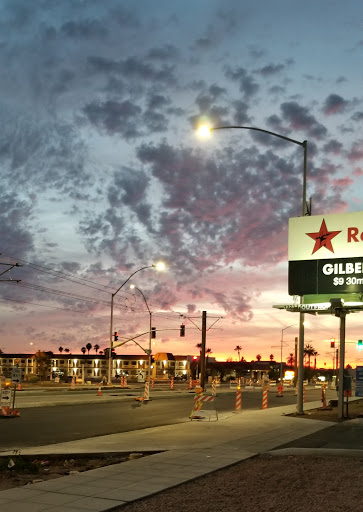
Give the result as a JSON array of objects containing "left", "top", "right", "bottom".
[
  {"left": 130, "top": 285, "right": 153, "bottom": 389},
  {"left": 108, "top": 262, "right": 165, "bottom": 384},
  {"left": 198, "top": 124, "right": 308, "bottom": 414}
]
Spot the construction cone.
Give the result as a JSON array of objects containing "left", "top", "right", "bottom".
[
  {"left": 97, "top": 386, "right": 102, "bottom": 396},
  {"left": 151, "top": 378, "right": 154, "bottom": 389},
  {"left": 262, "top": 386, "right": 268, "bottom": 409},
  {"left": 170, "top": 377, "right": 174, "bottom": 390},
  {"left": 71, "top": 377, "right": 75, "bottom": 389},
  {"left": 1, "top": 406, "right": 11, "bottom": 417},
  {"left": 234, "top": 387, "right": 242, "bottom": 412},
  {"left": 17, "top": 384, "right": 22, "bottom": 391}
]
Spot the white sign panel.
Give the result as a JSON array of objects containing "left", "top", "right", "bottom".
[
  {"left": 289, "top": 211, "right": 363, "bottom": 261},
  {"left": 11, "top": 368, "right": 22, "bottom": 383},
  {"left": 1, "top": 388, "right": 12, "bottom": 404}
]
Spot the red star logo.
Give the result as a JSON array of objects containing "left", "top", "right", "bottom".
[{"left": 306, "top": 219, "right": 341, "bottom": 254}]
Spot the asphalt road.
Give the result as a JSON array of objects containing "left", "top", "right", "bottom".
[{"left": 0, "top": 387, "right": 325, "bottom": 451}]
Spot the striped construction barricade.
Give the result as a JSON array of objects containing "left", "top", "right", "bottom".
[
  {"left": 190, "top": 392, "right": 218, "bottom": 421},
  {"left": 234, "top": 387, "right": 242, "bottom": 412},
  {"left": 262, "top": 386, "right": 268, "bottom": 409}
]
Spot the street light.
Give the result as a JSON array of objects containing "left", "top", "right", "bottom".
[
  {"left": 130, "top": 284, "right": 153, "bottom": 392},
  {"left": 108, "top": 262, "right": 165, "bottom": 384},
  {"left": 280, "top": 324, "right": 297, "bottom": 383},
  {"left": 198, "top": 124, "right": 308, "bottom": 414}
]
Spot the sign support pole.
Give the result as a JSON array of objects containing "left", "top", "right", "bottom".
[{"left": 337, "top": 310, "right": 346, "bottom": 420}]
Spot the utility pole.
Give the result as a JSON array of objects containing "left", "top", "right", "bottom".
[
  {"left": 294, "top": 337, "right": 298, "bottom": 388},
  {"left": 200, "top": 311, "right": 207, "bottom": 390}
]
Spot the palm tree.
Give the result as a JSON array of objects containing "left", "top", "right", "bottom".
[
  {"left": 313, "top": 350, "right": 319, "bottom": 370},
  {"left": 304, "top": 344, "right": 315, "bottom": 367},
  {"left": 256, "top": 354, "right": 262, "bottom": 361},
  {"left": 81, "top": 347, "right": 86, "bottom": 355},
  {"left": 234, "top": 345, "right": 242, "bottom": 361},
  {"left": 58, "top": 346, "right": 64, "bottom": 354},
  {"left": 287, "top": 353, "right": 295, "bottom": 367},
  {"left": 269, "top": 354, "right": 274, "bottom": 361},
  {"left": 94, "top": 344, "right": 100, "bottom": 354},
  {"left": 86, "top": 343, "right": 92, "bottom": 354}
]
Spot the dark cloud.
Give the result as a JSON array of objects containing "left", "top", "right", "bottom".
[
  {"left": 254, "top": 63, "right": 285, "bottom": 76},
  {"left": 225, "top": 66, "right": 259, "bottom": 99},
  {"left": 232, "top": 101, "right": 252, "bottom": 125},
  {"left": 351, "top": 111, "right": 363, "bottom": 122},
  {"left": 322, "top": 94, "right": 349, "bottom": 115},
  {"left": 83, "top": 100, "right": 142, "bottom": 138},
  {"left": 280, "top": 101, "right": 328, "bottom": 139},
  {"left": 87, "top": 56, "right": 176, "bottom": 86},
  {"left": 0, "top": 193, "right": 34, "bottom": 262},
  {"left": 147, "top": 44, "right": 180, "bottom": 61},
  {"left": 60, "top": 20, "right": 108, "bottom": 40},
  {"left": 322, "top": 139, "right": 343, "bottom": 155}
]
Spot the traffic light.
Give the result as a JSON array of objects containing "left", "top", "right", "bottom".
[
  {"left": 114, "top": 331, "right": 118, "bottom": 341},
  {"left": 330, "top": 338, "right": 335, "bottom": 348},
  {"left": 193, "top": 356, "right": 198, "bottom": 361},
  {"left": 151, "top": 327, "right": 156, "bottom": 339},
  {"left": 358, "top": 339, "right": 363, "bottom": 351},
  {"left": 180, "top": 324, "right": 185, "bottom": 337}
]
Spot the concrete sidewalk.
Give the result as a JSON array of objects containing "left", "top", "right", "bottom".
[{"left": 0, "top": 400, "right": 362, "bottom": 512}]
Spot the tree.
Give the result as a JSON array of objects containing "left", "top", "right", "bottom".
[
  {"left": 32, "top": 350, "right": 52, "bottom": 381},
  {"left": 269, "top": 354, "right": 274, "bottom": 361},
  {"left": 234, "top": 345, "right": 242, "bottom": 361},
  {"left": 287, "top": 353, "right": 295, "bottom": 367},
  {"left": 94, "top": 344, "right": 100, "bottom": 354},
  {"left": 99, "top": 350, "right": 104, "bottom": 355},
  {"left": 313, "top": 350, "right": 319, "bottom": 370},
  {"left": 58, "top": 346, "right": 64, "bottom": 354},
  {"left": 256, "top": 354, "right": 262, "bottom": 361},
  {"left": 304, "top": 344, "right": 315, "bottom": 367},
  {"left": 64, "top": 348, "right": 70, "bottom": 354},
  {"left": 81, "top": 347, "right": 86, "bottom": 355},
  {"left": 86, "top": 343, "right": 92, "bottom": 354}
]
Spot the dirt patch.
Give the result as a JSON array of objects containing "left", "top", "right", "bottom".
[
  {"left": 288, "top": 398, "right": 363, "bottom": 422},
  {"left": 0, "top": 452, "right": 150, "bottom": 491}
]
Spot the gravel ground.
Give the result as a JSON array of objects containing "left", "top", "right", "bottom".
[{"left": 116, "top": 454, "right": 363, "bottom": 512}]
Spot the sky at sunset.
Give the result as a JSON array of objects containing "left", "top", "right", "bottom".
[{"left": 1, "top": 0, "right": 363, "bottom": 369}]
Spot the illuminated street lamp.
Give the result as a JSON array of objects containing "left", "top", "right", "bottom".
[
  {"left": 198, "top": 124, "right": 308, "bottom": 414},
  {"left": 130, "top": 284, "right": 153, "bottom": 392},
  {"left": 108, "top": 262, "right": 165, "bottom": 384}
]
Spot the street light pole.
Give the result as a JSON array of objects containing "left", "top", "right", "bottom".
[
  {"left": 130, "top": 285, "right": 153, "bottom": 390},
  {"left": 280, "top": 324, "right": 296, "bottom": 383},
  {"left": 108, "top": 263, "right": 165, "bottom": 385},
  {"left": 198, "top": 124, "right": 308, "bottom": 414}
]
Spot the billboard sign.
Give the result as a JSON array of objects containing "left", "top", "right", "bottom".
[{"left": 288, "top": 211, "right": 363, "bottom": 295}]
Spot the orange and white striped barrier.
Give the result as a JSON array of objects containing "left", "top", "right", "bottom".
[
  {"left": 186, "top": 377, "right": 193, "bottom": 389},
  {"left": 262, "top": 386, "right": 268, "bottom": 409},
  {"left": 17, "top": 384, "right": 22, "bottom": 391},
  {"left": 151, "top": 379, "right": 154, "bottom": 389},
  {"left": 170, "top": 377, "right": 174, "bottom": 390},
  {"left": 234, "top": 387, "right": 242, "bottom": 412},
  {"left": 1, "top": 406, "right": 11, "bottom": 417},
  {"left": 303, "top": 385, "right": 306, "bottom": 403},
  {"left": 97, "top": 386, "right": 102, "bottom": 396},
  {"left": 190, "top": 391, "right": 218, "bottom": 421},
  {"left": 71, "top": 376, "right": 75, "bottom": 389},
  {"left": 277, "top": 383, "right": 283, "bottom": 397},
  {"left": 144, "top": 381, "right": 150, "bottom": 401}
]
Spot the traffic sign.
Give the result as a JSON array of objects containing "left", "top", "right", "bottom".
[
  {"left": 1, "top": 389, "right": 12, "bottom": 404},
  {"left": 355, "top": 366, "right": 363, "bottom": 397},
  {"left": 11, "top": 368, "right": 22, "bottom": 384}
]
